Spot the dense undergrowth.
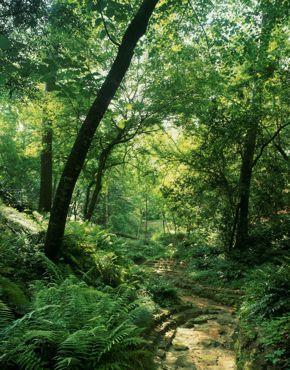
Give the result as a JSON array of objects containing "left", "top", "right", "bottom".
[
  {"left": 0, "top": 219, "right": 181, "bottom": 370},
  {"left": 1, "top": 212, "right": 289, "bottom": 369}
]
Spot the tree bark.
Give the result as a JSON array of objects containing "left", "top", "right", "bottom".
[
  {"left": 44, "top": 0, "right": 159, "bottom": 260},
  {"left": 38, "top": 82, "right": 53, "bottom": 213}
]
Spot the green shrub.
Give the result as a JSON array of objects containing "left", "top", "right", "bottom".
[
  {"left": 175, "top": 241, "right": 222, "bottom": 262},
  {"left": 146, "top": 277, "right": 179, "bottom": 307},
  {"left": 113, "top": 239, "right": 169, "bottom": 264},
  {"left": 0, "top": 276, "right": 29, "bottom": 314},
  {"left": 260, "top": 314, "right": 290, "bottom": 368},
  {"left": 0, "top": 277, "right": 155, "bottom": 370},
  {"left": 0, "top": 230, "right": 40, "bottom": 281},
  {"left": 238, "top": 262, "right": 290, "bottom": 369},
  {"left": 250, "top": 215, "right": 290, "bottom": 254},
  {"left": 92, "top": 251, "right": 125, "bottom": 287},
  {"left": 63, "top": 222, "right": 114, "bottom": 252},
  {"left": 241, "top": 263, "right": 290, "bottom": 320}
]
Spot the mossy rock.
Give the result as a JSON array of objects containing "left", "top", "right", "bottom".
[
  {"left": 175, "top": 307, "right": 204, "bottom": 324},
  {"left": 201, "top": 339, "right": 221, "bottom": 348},
  {"left": 172, "top": 343, "right": 189, "bottom": 351},
  {"left": 174, "top": 355, "right": 197, "bottom": 369},
  {"left": 0, "top": 276, "right": 29, "bottom": 313}
]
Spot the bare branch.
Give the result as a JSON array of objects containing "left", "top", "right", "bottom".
[{"left": 98, "top": 2, "right": 121, "bottom": 47}]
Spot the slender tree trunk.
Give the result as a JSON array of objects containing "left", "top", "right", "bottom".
[
  {"left": 44, "top": 0, "right": 159, "bottom": 260},
  {"left": 85, "top": 164, "right": 105, "bottom": 221},
  {"left": 52, "top": 174, "right": 58, "bottom": 201},
  {"left": 104, "top": 186, "right": 109, "bottom": 226},
  {"left": 39, "top": 82, "right": 53, "bottom": 213},
  {"left": 144, "top": 194, "right": 148, "bottom": 238},
  {"left": 162, "top": 211, "right": 166, "bottom": 234},
  {"left": 83, "top": 180, "right": 94, "bottom": 218},
  {"left": 85, "top": 130, "right": 124, "bottom": 221},
  {"left": 235, "top": 121, "right": 259, "bottom": 248},
  {"left": 137, "top": 208, "right": 143, "bottom": 237}
]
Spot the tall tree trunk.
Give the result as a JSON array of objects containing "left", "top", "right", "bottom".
[
  {"left": 45, "top": 0, "right": 159, "bottom": 260},
  {"left": 235, "top": 120, "right": 259, "bottom": 248},
  {"left": 39, "top": 82, "right": 53, "bottom": 213},
  {"left": 234, "top": 10, "right": 276, "bottom": 249}
]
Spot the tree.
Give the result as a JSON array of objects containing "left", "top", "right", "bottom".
[
  {"left": 44, "top": 0, "right": 159, "bottom": 261},
  {"left": 234, "top": 1, "right": 286, "bottom": 249}
]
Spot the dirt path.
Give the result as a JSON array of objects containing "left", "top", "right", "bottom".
[{"left": 149, "top": 259, "right": 238, "bottom": 370}]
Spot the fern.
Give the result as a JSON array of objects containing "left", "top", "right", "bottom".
[
  {"left": 0, "top": 299, "right": 13, "bottom": 329},
  {"left": 0, "top": 278, "right": 155, "bottom": 370}
]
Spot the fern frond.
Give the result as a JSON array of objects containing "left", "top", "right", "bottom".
[{"left": 0, "top": 299, "right": 13, "bottom": 329}]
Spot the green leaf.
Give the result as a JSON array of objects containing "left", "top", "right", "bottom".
[
  {"left": 0, "top": 36, "right": 11, "bottom": 50},
  {"left": 0, "top": 75, "right": 6, "bottom": 86}
]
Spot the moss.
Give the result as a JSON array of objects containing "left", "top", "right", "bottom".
[{"left": 0, "top": 276, "right": 29, "bottom": 313}]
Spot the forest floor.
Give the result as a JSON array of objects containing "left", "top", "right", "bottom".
[{"left": 148, "top": 259, "right": 238, "bottom": 370}]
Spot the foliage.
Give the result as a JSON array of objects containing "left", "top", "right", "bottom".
[
  {"left": 0, "top": 0, "right": 289, "bottom": 368},
  {"left": 260, "top": 314, "right": 290, "bottom": 368},
  {"left": 61, "top": 222, "right": 127, "bottom": 287},
  {"left": 0, "top": 276, "right": 29, "bottom": 315},
  {"left": 238, "top": 262, "right": 290, "bottom": 369},
  {"left": 0, "top": 277, "right": 156, "bottom": 370},
  {"left": 115, "top": 238, "right": 170, "bottom": 264},
  {"left": 241, "top": 263, "right": 290, "bottom": 320},
  {"left": 145, "top": 276, "right": 179, "bottom": 308}
]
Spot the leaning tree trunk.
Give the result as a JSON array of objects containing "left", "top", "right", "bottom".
[
  {"left": 85, "top": 152, "right": 107, "bottom": 222},
  {"left": 39, "top": 82, "right": 53, "bottom": 213},
  {"left": 234, "top": 10, "right": 276, "bottom": 250},
  {"left": 45, "top": 0, "right": 159, "bottom": 260}
]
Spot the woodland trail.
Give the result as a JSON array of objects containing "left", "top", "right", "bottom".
[{"left": 147, "top": 259, "right": 238, "bottom": 370}]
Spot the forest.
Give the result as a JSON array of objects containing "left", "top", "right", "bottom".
[{"left": 0, "top": 0, "right": 289, "bottom": 369}]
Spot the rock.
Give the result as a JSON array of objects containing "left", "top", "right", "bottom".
[
  {"left": 183, "top": 319, "right": 196, "bottom": 328},
  {"left": 217, "top": 316, "right": 233, "bottom": 325},
  {"left": 157, "top": 349, "right": 166, "bottom": 359},
  {"left": 172, "top": 343, "right": 189, "bottom": 351},
  {"left": 190, "top": 314, "right": 216, "bottom": 324},
  {"left": 175, "top": 307, "right": 203, "bottom": 324},
  {"left": 159, "top": 339, "right": 168, "bottom": 349},
  {"left": 174, "top": 355, "right": 197, "bottom": 369},
  {"left": 201, "top": 339, "right": 221, "bottom": 348}
]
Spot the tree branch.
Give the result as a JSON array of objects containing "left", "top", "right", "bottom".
[
  {"left": 252, "top": 121, "right": 290, "bottom": 168},
  {"left": 98, "top": 2, "right": 121, "bottom": 47}
]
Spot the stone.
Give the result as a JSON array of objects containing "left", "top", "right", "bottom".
[
  {"left": 201, "top": 339, "right": 221, "bottom": 348},
  {"left": 174, "top": 355, "right": 197, "bottom": 369},
  {"left": 157, "top": 349, "right": 166, "bottom": 359},
  {"left": 172, "top": 344, "right": 189, "bottom": 351}
]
